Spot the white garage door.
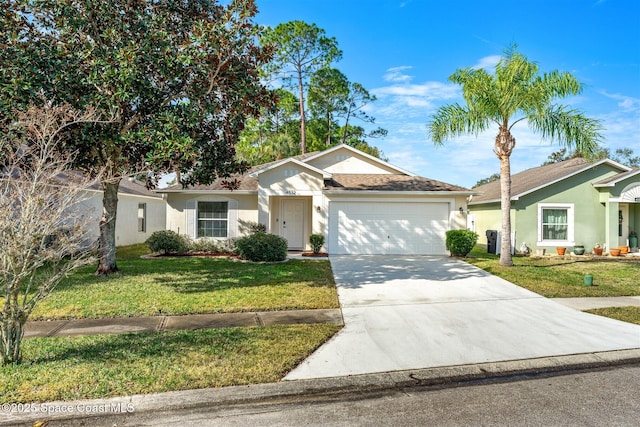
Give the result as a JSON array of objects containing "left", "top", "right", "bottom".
[{"left": 328, "top": 201, "right": 449, "bottom": 255}]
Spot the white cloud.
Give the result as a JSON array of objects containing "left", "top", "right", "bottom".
[
  {"left": 471, "top": 55, "right": 501, "bottom": 70},
  {"left": 599, "top": 91, "right": 640, "bottom": 111},
  {"left": 384, "top": 66, "right": 414, "bottom": 83}
]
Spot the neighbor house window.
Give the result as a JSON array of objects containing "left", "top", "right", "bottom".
[
  {"left": 197, "top": 201, "right": 228, "bottom": 238},
  {"left": 537, "top": 203, "right": 574, "bottom": 245},
  {"left": 137, "top": 203, "right": 146, "bottom": 232}
]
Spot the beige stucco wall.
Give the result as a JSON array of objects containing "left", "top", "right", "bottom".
[
  {"left": 81, "top": 191, "right": 166, "bottom": 247},
  {"left": 165, "top": 192, "right": 258, "bottom": 238}
]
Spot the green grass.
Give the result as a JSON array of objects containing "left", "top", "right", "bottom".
[
  {"left": 31, "top": 244, "right": 339, "bottom": 320},
  {"left": 464, "top": 247, "right": 640, "bottom": 298},
  {"left": 586, "top": 307, "right": 640, "bottom": 325},
  {"left": 2, "top": 324, "right": 341, "bottom": 403}
]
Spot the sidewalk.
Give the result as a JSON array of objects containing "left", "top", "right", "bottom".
[
  {"left": 23, "top": 296, "right": 640, "bottom": 339},
  {"left": 23, "top": 309, "right": 343, "bottom": 339},
  {"left": 551, "top": 296, "right": 640, "bottom": 310}
]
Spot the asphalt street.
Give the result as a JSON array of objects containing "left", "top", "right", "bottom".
[{"left": 21, "top": 364, "right": 640, "bottom": 426}]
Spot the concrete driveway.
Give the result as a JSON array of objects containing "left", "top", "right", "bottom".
[{"left": 285, "top": 255, "right": 640, "bottom": 380}]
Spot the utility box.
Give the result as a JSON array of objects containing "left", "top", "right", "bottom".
[{"left": 486, "top": 230, "right": 498, "bottom": 254}]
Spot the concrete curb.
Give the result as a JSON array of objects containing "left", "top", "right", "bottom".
[{"left": 3, "top": 348, "right": 639, "bottom": 426}]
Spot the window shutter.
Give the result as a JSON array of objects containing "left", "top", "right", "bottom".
[
  {"left": 186, "top": 200, "right": 196, "bottom": 238},
  {"left": 228, "top": 199, "right": 239, "bottom": 238}
]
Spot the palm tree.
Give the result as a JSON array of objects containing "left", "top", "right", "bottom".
[{"left": 429, "top": 47, "right": 602, "bottom": 266}]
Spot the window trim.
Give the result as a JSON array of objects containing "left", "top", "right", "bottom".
[
  {"left": 537, "top": 203, "right": 575, "bottom": 246},
  {"left": 196, "top": 201, "right": 229, "bottom": 238}
]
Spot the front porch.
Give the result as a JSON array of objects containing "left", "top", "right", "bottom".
[
  {"left": 259, "top": 194, "right": 325, "bottom": 251},
  {"left": 600, "top": 179, "right": 640, "bottom": 252}
]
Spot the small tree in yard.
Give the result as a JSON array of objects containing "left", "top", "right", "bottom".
[{"left": 0, "top": 103, "right": 102, "bottom": 365}]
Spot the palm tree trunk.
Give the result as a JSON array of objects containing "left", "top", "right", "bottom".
[
  {"left": 499, "top": 155, "right": 514, "bottom": 266},
  {"left": 496, "top": 126, "right": 515, "bottom": 266}
]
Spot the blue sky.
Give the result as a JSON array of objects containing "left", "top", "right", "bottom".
[{"left": 255, "top": 0, "right": 640, "bottom": 188}]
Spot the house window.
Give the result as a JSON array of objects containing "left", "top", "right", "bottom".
[
  {"left": 197, "top": 201, "right": 228, "bottom": 238},
  {"left": 537, "top": 203, "right": 574, "bottom": 245},
  {"left": 137, "top": 203, "right": 146, "bottom": 233}
]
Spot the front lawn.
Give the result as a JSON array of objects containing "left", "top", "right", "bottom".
[
  {"left": 586, "top": 307, "right": 640, "bottom": 325},
  {"left": 2, "top": 324, "right": 340, "bottom": 403},
  {"left": 5, "top": 244, "right": 342, "bottom": 403},
  {"left": 464, "top": 248, "right": 640, "bottom": 298},
  {"left": 31, "top": 244, "right": 339, "bottom": 320}
]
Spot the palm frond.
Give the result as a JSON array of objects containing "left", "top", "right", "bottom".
[
  {"left": 528, "top": 105, "right": 603, "bottom": 156},
  {"left": 428, "top": 104, "right": 490, "bottom": 144}
]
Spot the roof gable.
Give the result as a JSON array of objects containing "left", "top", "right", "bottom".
[
  {"left": 249, "top": 157, "right": 331, "bottom": 179},
  {"left": 303, "top": 144, "right": 414, "bottom": 175},
  {"left": 593, "top": 167, "right": 640, "bottom": 187}
]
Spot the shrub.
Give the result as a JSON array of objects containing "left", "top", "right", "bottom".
[
  {"left": 145, "top": 230, "right": 188, "bottom": 255},
  {"left": 309, "top": 234, "right": 325, "bottom": 253},
  {"left": 187, "top": 237, "right": 221, "bottom": 253},
  {"left": 445, "top": 230, "right": 478, "bottom": 257},
  {"left": 235, "top": 232, "right": 287, "bottom": 262}
]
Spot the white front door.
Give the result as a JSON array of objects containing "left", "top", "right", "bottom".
[{"left": 281, "top": 199, "right": 305, "bottom": 250}]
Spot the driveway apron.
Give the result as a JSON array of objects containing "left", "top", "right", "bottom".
[{"left": 285, "top": 255, "right": 640, "bottom": 380}]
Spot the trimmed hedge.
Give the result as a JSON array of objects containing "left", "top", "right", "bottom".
[
  {"left": 445, "top": 229, "right": 478, "bottom": 257},
  {"left": 235, "top": 232, "right": 288, "bottom": 262}
]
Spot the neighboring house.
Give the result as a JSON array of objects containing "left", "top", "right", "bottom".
[
  {"left": 156, "top": 144, "right": 474, "bottom": 255},
  {"left": 469, "top": 158, "right": 640, "bottom": 253},
  {"left": 82, "top": 178, "right": 167, "bottom": 246}
]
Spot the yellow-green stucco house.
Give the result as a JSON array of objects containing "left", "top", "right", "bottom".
[{"left": 469, "top": 158, "right": 640, "bottom": 254}]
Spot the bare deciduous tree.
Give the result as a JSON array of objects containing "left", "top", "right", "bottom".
[{"left": 0, "top": 103, "right": 106, "bottom": 365}]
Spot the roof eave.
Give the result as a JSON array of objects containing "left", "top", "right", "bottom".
[
  {"left": 324, "top": 190, "right": 476, "bottom": 196},
  {"left": 154, "top": 189, "right": 258, "bottom": 194}
]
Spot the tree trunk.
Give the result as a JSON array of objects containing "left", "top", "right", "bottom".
[
  {"left": 96, "top": 179, "right": 121, "bottom": 274},
  {"left": 326, "top": 112, "right": 331, "bottom": 146},
  {"left": 0, "top": 314, "right": 25, "bottom": 365},
  {"left": 498, "top": 155, "right": 514, "bottom": 266},
  {"left": 297, "top": 71, "right": 307, "bottom": 154},
  {"left": 496, "top": 125, "right": 515, "bottom": 267}
]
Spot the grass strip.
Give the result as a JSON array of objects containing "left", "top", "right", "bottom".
[
  {"left": 465, "top": 248, "right": 640, "bottom": 298},
  {"left": 585, "top": 306, "right": 640, "bottom": 325},
  {"left": 2, "top": 324, "right": 341, "bottom": 403}
]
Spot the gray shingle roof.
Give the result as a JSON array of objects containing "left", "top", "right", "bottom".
[
  {"left": 157, "top": 147, "right": 472, "bottom": 194},
  {"left": 470, "top": 157, "right": 624, "bottom": 204},
  {"left": 326, "top": 174, "right": 470, "bottom": 192}
]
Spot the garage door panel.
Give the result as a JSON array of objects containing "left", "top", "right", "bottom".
[{"left": 329, "top": 202, "right": 449, "bottom": 255}]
